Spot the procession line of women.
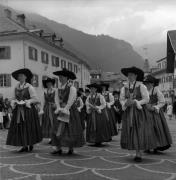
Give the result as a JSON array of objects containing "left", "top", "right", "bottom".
[
  {"left": 120, "top": 66, "right": 172, "bottom": 162},
  {"left": 6, "top": 66, "right": 172, "bottom": 162}
]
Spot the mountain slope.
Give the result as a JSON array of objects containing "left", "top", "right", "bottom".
[
  {"left": 135, "top": 42, "right": 166, "bottom": 67},
  {"left": 0, "top": 5, "right": 144, "bottom": 72}
]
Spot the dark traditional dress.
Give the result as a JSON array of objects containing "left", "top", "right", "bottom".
[
  {"left": 82, "top": 95, "right": 88, "bottom": 126},
  {"left": 0, "top": 100, "right": 4, "bottom": 124},
  {"left": 3, "top": 102, "right": 10, "bottom": 129},
  {"left": 173, "top": 101, "right": 176, "bottom": 116},
  {"left": 103, "top": 92, "right": 118, "bottom": 136},
  {"left": 52, "top": 83, "right": 85, "bottom": 148},
  {"left": 146, "top": 87, "right": 172, "bottom": 151},
  {"left": 86, "top": 93, "right": 112, "bottom": 143},
  {"left": 6, "top": 83, "right": 42, "bottom": 146},
  {"left": 41, "top": 89, "right": 58, "bottom": 138},
  {"left": 120, "top": 81, "right": 157, "bottom": 150},
  {"left": 113, "top": 98, "right": 122, "bottom": 125},
  {"left": 75, "top": 97, "right": 85, "bottom": 129}
]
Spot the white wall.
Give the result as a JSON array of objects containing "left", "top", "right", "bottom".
[
  {"left": 0, "top": 40, "right": 24, "bottom": 99},
  {"left": 0, "top": 38, "right": 91, "bottom": 100},
  {"left": 80, "top": 64, "right": 90, "bottom": 89},
  {"left": 155, "top": 74, "right": 172, "bottom": 103},
  {"left": 24, "top": 40, "right": 90, "bottom": 98}
]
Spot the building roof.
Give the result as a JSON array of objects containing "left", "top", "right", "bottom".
[
  {"left": 0, "top": 15, "right": 91, "bottom": 70},
  {"left": 90, "top": 70, "right": 126, "bottom": 84},
  {"left": 90, "top": 69, "right": 102, "bottom": 74},
  {"left": 156, "top": 57, "right": 166, "bottom": 63},
  {"left": 167, "top": 31, "right": 176, "bottom": 53},
  {"left": 167, "top": 30, "right": 176, "bottom": 73},
  {"left": 0, "top": 17, "right": 26, "bottom": 33},
  {"left": 151, "top": 68, "right": 166, "bottom": 76}
]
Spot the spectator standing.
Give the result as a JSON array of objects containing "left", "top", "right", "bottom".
[
  {"left": 167, "top": 103, "right": 173, "bottom": 120},
  {"left": 0, "top": 94, "right": 4, "bottom": 129}
]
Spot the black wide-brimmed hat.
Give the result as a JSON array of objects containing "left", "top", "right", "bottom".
[
  {"left": 100, "top": 82, "right": 109, "bottom": 90},
  {"left": 78, "top": 88, "right": 84, "bottom": 93},
  {"left": 121, "top": 66, "right": 144, "bottom": 81},
  {"left": 113, "top": 90, "right": 120, "bottom": 95},
  {"left": 42, "top": 77, "right": 55, "bottom": 88},
  {"left": 53, "top": 68, "right": 76, "bottom": 80},
  {"left": 85, "top": 88, "right": 90, "bottom": 93},
  {"left": 12, "top": 68, "right": 33, "bottom": 83},
  {"left": 143, "top": 75, "right": 159, "bottom": 87}
]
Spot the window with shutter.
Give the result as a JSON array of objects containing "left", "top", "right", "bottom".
[
  {"left": 0, "top": 46, "right": 11, "bottom": 59},
  {"left": 0, "top": 74, "right": 11, "bottom": 87}
]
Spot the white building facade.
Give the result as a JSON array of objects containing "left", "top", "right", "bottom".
[
  {"left": 151, "top": 57, "right": 175, "bottom": 103},
  {"left": 0, "top": 11, "right": 91, "bottom": 99}
]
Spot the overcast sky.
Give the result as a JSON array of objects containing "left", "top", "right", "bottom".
[{"left": 1, "top": 0, "right": 176, "bottom": 48}]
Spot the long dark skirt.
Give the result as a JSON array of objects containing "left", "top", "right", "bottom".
[
  {"left": 52, "top": 106, "right": 85, "bottom": 148},
  {"left": 86, "top": 109, "right": 112, "bottom": 143},
  {"left": 113, "top": 109, "right": 122, "bottom": 124},
  {"left": 79, "top": 109, "right": 86, "bottom": 130},
  {"left": 6, "top": 105, "right": 42, "bottom": 146},
  {"left": 121, "top": 105, "right": 158, "bottom": 150},
  {"left": 41, "top": 103, "right": 56, "bottom": 138},
  {"left": 106, "top": 107, "right": 118, "bottom": 136},
  {"left": 148, "top": 109, "right": 172, "bottom": 151}
]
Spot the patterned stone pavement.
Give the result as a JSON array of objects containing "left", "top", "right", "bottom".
[{"left": 0, "top": 118, "right": 176, "bottom": 180}]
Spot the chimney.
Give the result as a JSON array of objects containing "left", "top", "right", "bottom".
[
  {"left": 4, "top": 9, "right": 12, "bottom": 19},
  {"left": 16, "top": 14, "right": 25, "bottom": 26}
]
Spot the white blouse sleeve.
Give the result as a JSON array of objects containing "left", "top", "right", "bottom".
[
  {"left": 96, "top": 94, "right": 106, "bottom": 110},
  {"left": 10, "top": 86, "right": 17, "bottom": 107},
  {"left": 155, "top": 87, "right": 165, "bottom": 109},
  {"left": 28, "top": 85, "right": 39, "bottom": 104},
  {"left": 120, "top": 87, "right": 127, "bottom": 109},
  {"left": 86, "top": 96, "right": 90, "bottom": 111},
  {"left": 79, "top": 97, "right": 84, "bottom": 109},
  {"left": 137, "top": 84, "right": 149, "bottom": 105},
  {"left": 107, "top": 93, "right": 115, "bottom": 106},
  {"left": 65, "top": 86, "right": 77, "bottom": 111},
  {"left": 54, "top": 89, "right": 60, "bottom": 110},
  {"left": 40, "top": 91, "right": 45, "bottom": 110}
]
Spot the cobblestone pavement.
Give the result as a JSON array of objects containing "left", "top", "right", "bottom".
[{"left": 0, "top": 118, "right": 176, "bottom": 180}]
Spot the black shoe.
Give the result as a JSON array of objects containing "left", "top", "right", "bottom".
[
  {"left": 48, "top": 140, "right": 52, "bottom": 145},
  {"left": 144, "top": 150, "right": 151, "bottom": 153},
  {"left": 134, "top": 156, "right": 142, "bottom": 162},
  {"left": 67, "top": 149, "right": 74, "bottom": 155},
  {"left": 95, "top": 142, "right": 102, "bottom": 147},
  {"left": 51, "top": 149, "right": 62, "bottom": 155},
  {"left": 18, "top": 147, "right": 28, "bottom": 152},
  {"left": 28, "top": 145, "right": 33, "bottom": 152},
  {"left": 153, "top": 149, "right": 159, "bottom": 154}
]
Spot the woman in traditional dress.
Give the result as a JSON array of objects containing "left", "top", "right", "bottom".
[
  {"left": 51, "top": 68, "right": 85, "bottom": 155},
  {"left": 100, "top": 83, "right": 118, "bottom": 136},
  {"left": 113, "top": 90, "right": 122, "bottom": 131},
  {"left": 83, "top": 89, "right": 90, "bottom": 123},
  {"left": 167, "top": 103, "right": 173, "bottom": 120},
  {"left": 120, "top": 66, "right": 157, "bottom": 162},
  {"left": 39, "top": 77, "right": 59, "bottom": 143},
  {"left": 75, "top": 90, "right": 85, "bottom": 129},
  {"left": 143, "top": 75, "right": 172, "bottom": 153},
  {"left": 86, "top": 83, "right": 112, "bottom": 146},
  {"left": 173, "top": 97, "right": 176, "bottom": 119},
  {"left": 6, "top": 68, "right": 42, "bottom": 152},
  {"left": 0, "top": 95, "right": 4, "bottom": 129}
]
